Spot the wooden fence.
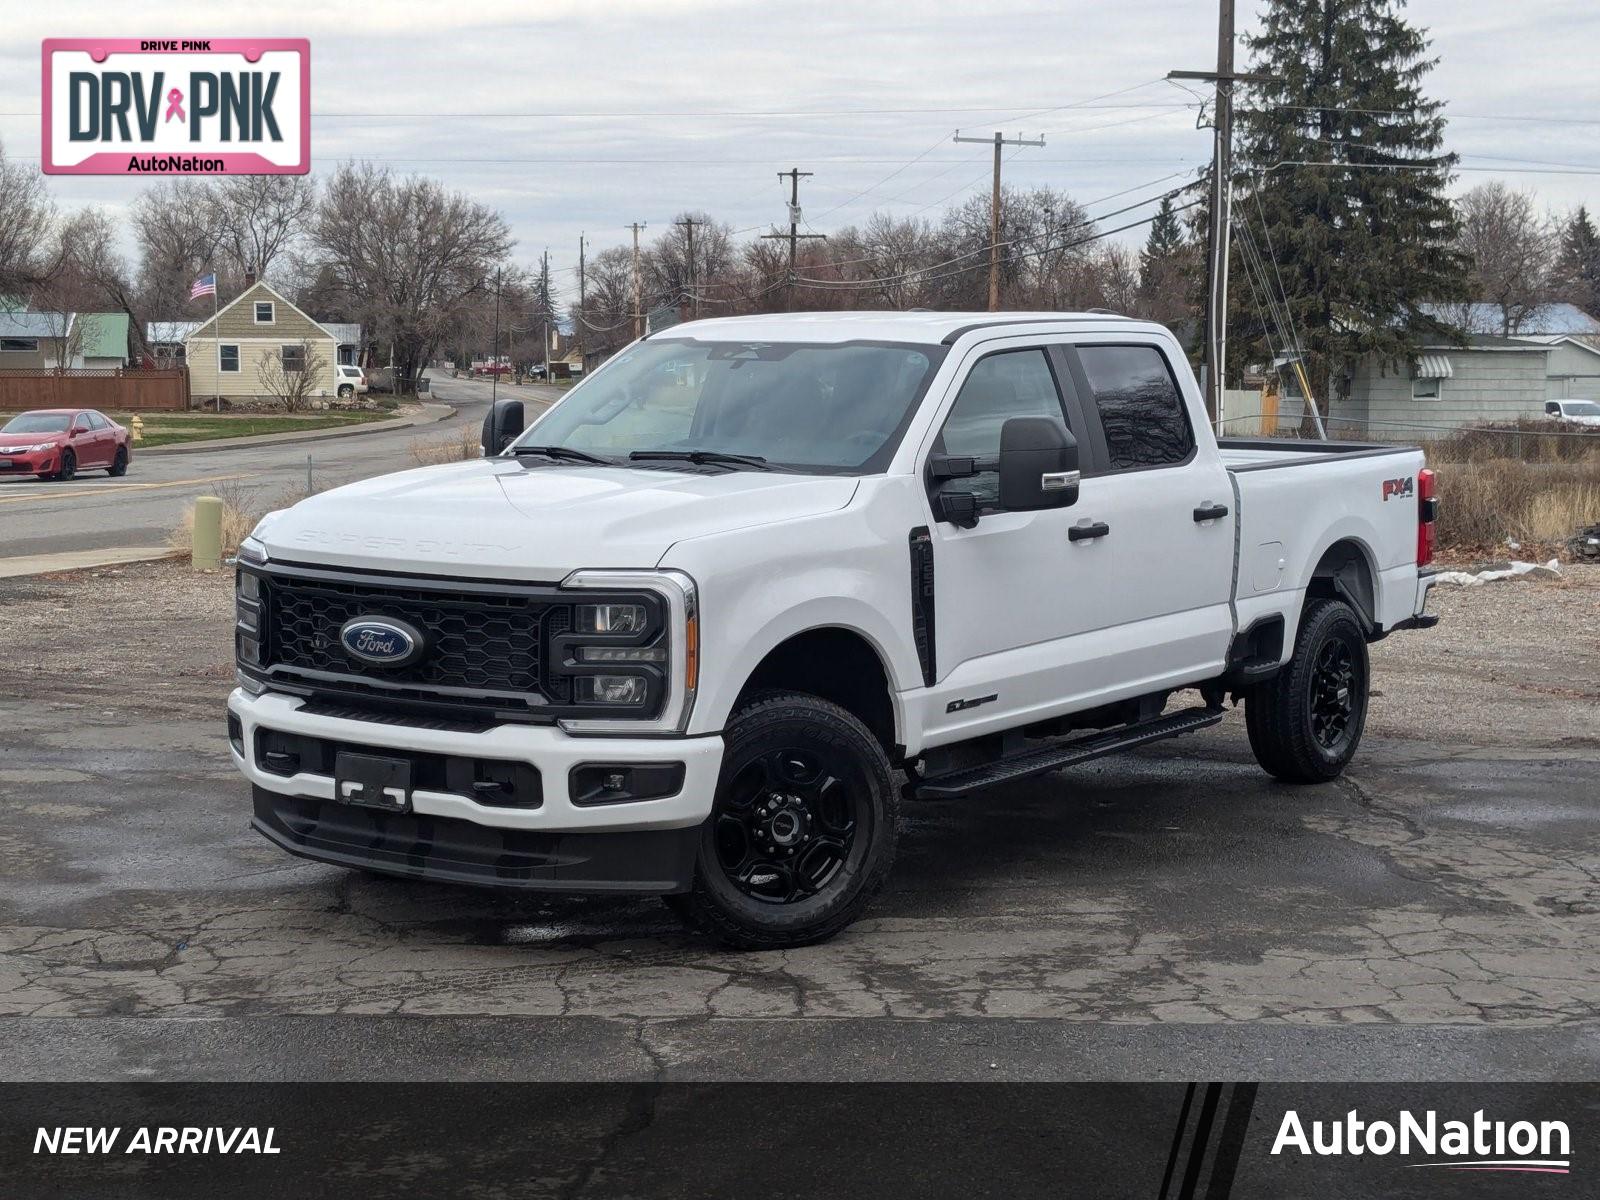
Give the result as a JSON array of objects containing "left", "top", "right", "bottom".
[{"left": 0, "top": 369, "right": 190, "bottom": 412}]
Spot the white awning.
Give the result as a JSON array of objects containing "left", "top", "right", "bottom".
[{"left": 1415, "top": 354, "right": 1454, "bottom": 379}]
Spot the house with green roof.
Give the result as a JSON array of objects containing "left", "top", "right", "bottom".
[{"left": 78, "top": 312, "right": 130, "bottom": 369}]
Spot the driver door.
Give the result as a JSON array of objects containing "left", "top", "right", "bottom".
[{"left": 918, "top": 344, "right": 1091, "bottom": 745}]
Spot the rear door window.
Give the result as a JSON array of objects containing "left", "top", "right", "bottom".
[{"left": 1076, "top": 345, "right": 1195, "bottom": 471}]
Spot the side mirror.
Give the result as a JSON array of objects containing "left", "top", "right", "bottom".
[
  {"left": 480, "top": 399, "right": 525, "bottom": 456},
  {"left": 998, "top": 417, "right": 1079, "bottom": 511}
]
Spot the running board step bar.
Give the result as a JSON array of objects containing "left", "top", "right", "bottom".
[{"left": 912, "top": 706, "right": 1225, "bottom": 799}]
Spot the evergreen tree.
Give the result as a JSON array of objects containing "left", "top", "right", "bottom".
[
  {"left": 1138, "top": 194, "right": 1197, "bottom": 326},
  {"left": 1232, "top": 0, "right": 1468, "bottom": 420},
  {"left": 1560, "top": 206, "right": 1600, "bottom": 318}
]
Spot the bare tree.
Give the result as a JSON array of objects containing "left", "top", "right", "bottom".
[
  {"left": 310, "top": 164, "right": 513, "bottom": 392},
  {"left": 211, "top": 175, "right": 316, "bottom": 281},
  {"left": 130, "top": 180, "right": 225, "bottom": 317},
  {"left": 0, "top": 139, "right": 56, "bottom": 298},
  {"left": 1457, "top": 182, "right": 1558, "bottom": 335},
  {"left": 256, "top": 338, "right": 328, "bottom": 412}
]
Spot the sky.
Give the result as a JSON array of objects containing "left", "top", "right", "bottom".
[{"left": 4, "top": 0, "right": 1598, "bottom": 301}]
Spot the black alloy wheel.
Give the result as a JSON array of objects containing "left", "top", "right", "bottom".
[
  {"left": 1246, "top": 597, "right": 1370, "bottom": 783},
  {"left": 714, "top": 747, "right": 862, "bottom": 904},
  {"left": 671, "top": 691, "right": 898, "bottom": 949}
]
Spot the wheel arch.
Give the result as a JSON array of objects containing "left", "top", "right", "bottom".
[
  {"left": 1305, "top": 536, "right": 1380, "bottom": 636},
  {"left": 725, "top": 625, "right": 901, "bottom": 760}
]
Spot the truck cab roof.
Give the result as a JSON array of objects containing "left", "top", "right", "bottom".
[{"left": 647, "top": 310, "right": 1159, "bottom": 347}]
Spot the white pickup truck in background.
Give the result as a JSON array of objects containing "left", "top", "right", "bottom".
[{"left": 228, "top": 312, "right": 1440, "bottom": 948}]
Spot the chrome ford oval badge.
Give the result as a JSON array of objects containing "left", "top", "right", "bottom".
[{"left": 339, "top": 617, "right": 425, "bottom": 667}]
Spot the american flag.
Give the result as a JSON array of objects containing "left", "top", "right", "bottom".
[{"left": 190, "top": 273, "right": 217, "bottom": 300}]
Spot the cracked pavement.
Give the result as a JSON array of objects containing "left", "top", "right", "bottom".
[{"left": 1, "top": 562, "right": 1597, "bottom": 1080}]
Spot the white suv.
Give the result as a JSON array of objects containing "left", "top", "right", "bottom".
[{"left": 336, "top": 364, "right": 368, "bottom": 399}]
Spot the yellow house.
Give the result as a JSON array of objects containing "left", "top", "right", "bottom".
[{"left": 184, "top": 281, "right": 340, "bottom": 405}]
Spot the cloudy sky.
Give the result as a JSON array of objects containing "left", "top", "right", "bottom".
[{"left": 5, "top": 0, "right": 1598, "bottom": 298}]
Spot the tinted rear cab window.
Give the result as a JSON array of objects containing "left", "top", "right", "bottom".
[{"left": 1078, "top": 345, "right": 1194, "bottom": 470}]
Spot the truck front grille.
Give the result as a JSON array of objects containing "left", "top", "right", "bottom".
[
  {"left": 266, "top": 572, "right": 553, "bottom": 696},
  {"left": 236, "top": 560, "right": 669, "bottom": 725}
]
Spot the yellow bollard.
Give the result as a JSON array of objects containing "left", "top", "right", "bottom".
[
  {"left": 130, "top": 414, "right": 144, "bottom": 443},
  {"left": 192, "top": 495, "right": 223, "bottom": 572}
]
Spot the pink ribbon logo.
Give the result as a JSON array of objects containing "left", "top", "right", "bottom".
[{"left": 164, "top": 88, "right": 185, "bottom": 123}]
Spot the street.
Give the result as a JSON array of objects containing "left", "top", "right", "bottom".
[
  {"left": 1, "top": 560, "right": 1596, "bottom": 1082},
  {"left": 0, "top": 377, "right": 562, "bottom": 561}
]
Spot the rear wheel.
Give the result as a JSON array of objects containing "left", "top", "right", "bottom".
[
  {"left": 107, "top": 446, "right": 128, "bottom": 477},
  {"left": 338, "top": 384, "right": 354, "bottom": 399},
  {"left": 53, "top": 449, "right": 76, "bottom": 482},
  {"left": 670, "top": 691, "right": 898, "bottom": 949},
  {"left": 1245, "top": 598, "right": 1370, "bottom": 783}
]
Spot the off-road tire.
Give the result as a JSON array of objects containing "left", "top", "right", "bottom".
[
  {"left": 671, "top": 691, "right": 898, "bottom": 950},
  {"left": 1246, "top": 597, "right": 1370, "bottom": 783},
  {"left": 108, "top": 447, "right": 128, "bottom": 477}
]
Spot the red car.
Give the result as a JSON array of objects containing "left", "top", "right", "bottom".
[{"left": 0, "top": 408, "right": 132, "bottom": 481}]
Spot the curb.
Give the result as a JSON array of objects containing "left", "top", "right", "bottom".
[
  {"left": 138, "top": 402, "right": 454, "bottom": 455},
  {"left": 0, "top": 546, "right": 177, "bottom": 580}
]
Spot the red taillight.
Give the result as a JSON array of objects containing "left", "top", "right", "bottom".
[{"left": 1416, "top": 467, "right": 1437, "bottom": 566}]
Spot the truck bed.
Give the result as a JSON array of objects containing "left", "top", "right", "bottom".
[{"left": 1217, "top": 437, "right": 1420, "bottom": 472}]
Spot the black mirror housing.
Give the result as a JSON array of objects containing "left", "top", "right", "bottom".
[
  {"left": 997, "top": 417, "right": 1079, "bottom": 511},
  {"left": 480, "top": 399, "right": 525, "bottom": 456}
]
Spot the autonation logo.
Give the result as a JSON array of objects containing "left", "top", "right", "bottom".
[{"left": 1273, "top": 1108, "right": 1571, "bottom": 1175}]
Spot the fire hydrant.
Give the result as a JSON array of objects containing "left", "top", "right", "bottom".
[{"left": 130, "top": 414, "right": 144, "bottom": 443}]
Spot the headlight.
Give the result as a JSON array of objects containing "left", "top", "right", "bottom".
[
  {"left": 574, "top": 675, "right": 651, "bottom": 706},
  {"left": 558, "top": 569, "right": 698, "bottom": 734},
  {"left": 576, "top": 602, "right": 647, "bottom": 635}
]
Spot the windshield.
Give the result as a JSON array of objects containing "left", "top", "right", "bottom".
[
  {"left": 1561, "top": 401, "right": 1600, "bottom": 418},
  {"left": 515, "top": 339, "right": 945, "bottom": 473},
  {"left": 1, "top": 413, "right": 70, "bottom": 434}
]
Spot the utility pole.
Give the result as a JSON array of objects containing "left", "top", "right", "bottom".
[
  {"left": 760, "top": 168, "right": 825, "bottom": 309},
  {"left": 577, "top": 233, "right": 587, "bottom": 365},
  {"left": 628, "top": 222, "right": 647, "bottom": 338},
  {"left": 490, "top": 265, "right": 501, "bottom": 405},
  {"left": 675, "top": 217, "right": 706, "bottom": 318},
  {"left": 952, "top": 131, "right": 1045, "bottom": 311},
  {"left": 540, "top": 248, "right": 551, "bottom": 378},
  {"left": 1171, "top": 0, "right": 1276, "bottom": 432}
]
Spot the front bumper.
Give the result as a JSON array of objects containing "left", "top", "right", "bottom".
[
  {"left": 229, "top": 688, "right": 722, "bottom": 893},
  {"left": 0, "top": 450, "right": 53, "bottom": 474}
]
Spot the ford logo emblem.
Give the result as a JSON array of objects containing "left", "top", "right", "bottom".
[{"left": 339, "top": 617, "right": 426, "bottom": 667}]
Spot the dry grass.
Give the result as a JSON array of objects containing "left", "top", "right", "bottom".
[
  {"left": 1422, "top": 418, "right": 1600, "bottom": 465},
  {"left": 408, "top": 423, "right": 480, "bottom": 466},
  {"left": 1433, "top": 458, "right": 1600, "bottom": 553},
  {"left": 166, "top": 478, "right": 330, "bottom": 559}
]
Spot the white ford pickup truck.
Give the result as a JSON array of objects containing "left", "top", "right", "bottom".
[{"left": 229, "top": 312, "right": 1440, "bottom": 947}]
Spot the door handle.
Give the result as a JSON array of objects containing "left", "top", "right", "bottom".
[
  {"left": 1068, "top": 520, "right": 1110, "bottom": 542},
  {"left": 1193, "top": 503, "right": 1230, "bottom": 522}
]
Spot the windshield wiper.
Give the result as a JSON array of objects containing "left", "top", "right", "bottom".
[
  {"left": 511, "top": 444, "right": 614, "bottom": 465},
  {"left": 628, "top": 449, "right": 786, "bottom": 472}
]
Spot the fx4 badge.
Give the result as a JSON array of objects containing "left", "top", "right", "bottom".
[
  {"left": 1382, "top": 476, "right": 1415, "bottom": 501},
  {"left": 946, "top": 693, "right": 998, "bottom": 713}
]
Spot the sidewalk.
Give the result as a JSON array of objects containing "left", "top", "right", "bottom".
[
  {"left": 139, "top": 402, "right": 454, "bottom": 455},
  {"left": 0, "top": 546, "right": 174, "bottom": 580}
]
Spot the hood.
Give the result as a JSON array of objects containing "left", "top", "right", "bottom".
[
  {"left": 0, "top": 435, "right": 60, "bottom": 448},
  {"left": 257, "top": 457, "right": 859, "bottom": 579}
]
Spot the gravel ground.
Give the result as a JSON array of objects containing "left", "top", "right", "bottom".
[{"left": 0, "top": 556, "right": 1595, "bottom": 748}]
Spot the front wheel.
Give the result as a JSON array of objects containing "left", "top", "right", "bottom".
[
  {"left": 670, "top": 691, "right": 898, "bottom": 949},
  {"left": 1245, "top": 598, "right": 1370, "bottom": 783},
  {"left": 54, "top": 449, "right": 76, "bottom": 481}
]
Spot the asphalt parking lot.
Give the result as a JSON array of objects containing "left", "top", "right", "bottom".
[{"left": 1, "top": 562, "right": 1597, "bottom": 1082}]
